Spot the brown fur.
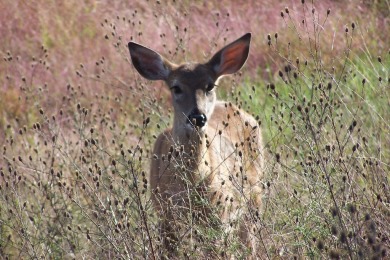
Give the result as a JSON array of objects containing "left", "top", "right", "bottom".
[{"left": 128, "top": 33, "right": 263, "bottom": 257}]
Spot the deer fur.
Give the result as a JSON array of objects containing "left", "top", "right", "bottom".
[{"left": 128, "top": 33, "right": 263, "bottom": 257}]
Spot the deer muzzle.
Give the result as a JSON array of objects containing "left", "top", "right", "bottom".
[{"left": 187, "top": 113, "right": 207, "bottom": 128}]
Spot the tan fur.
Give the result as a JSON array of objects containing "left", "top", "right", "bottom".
[{"left": 128, "top": 33, "right": 263, "bottom": 257}]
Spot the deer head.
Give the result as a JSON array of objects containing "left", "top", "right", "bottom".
[{"left": 128, "top": 33, "right": 251, "bottom": 136}]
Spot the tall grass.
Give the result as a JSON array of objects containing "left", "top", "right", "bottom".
[{"left": 1, "top": 0, "right": 389, "bottom": 258}]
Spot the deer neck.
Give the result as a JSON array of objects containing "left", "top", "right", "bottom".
[
  {"left": 172, "top": 121, "right": 209, "bottom": 179},
  {"left": 173, "top": 123, "right": 206, "bottom": 154}
]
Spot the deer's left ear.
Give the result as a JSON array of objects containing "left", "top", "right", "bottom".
[{"left": 207, "top": 33, "right": 251, "bottom": 77}]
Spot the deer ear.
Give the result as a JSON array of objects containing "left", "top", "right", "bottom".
[
  {"left": 207, "top": 33, "right": 251, "bottom": 77},
  {"left": 128, "top": 42, "right": 172, "bottom": 81}
]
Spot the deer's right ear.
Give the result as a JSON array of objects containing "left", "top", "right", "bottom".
[{"left": 128, "top": 42, "right": 171, "bottom": 81}]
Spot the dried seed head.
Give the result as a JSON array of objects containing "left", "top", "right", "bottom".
[
  {"left": 331, "top": 207, "right": 337, "bottom": 217},
  {"left": 368, "top": 220, "right": 376, "bottom": 233},
  {"left": 367, "top": 233, "right": 375, "bottom": 245},
  {"left": 346, "top": 204, "right": 357, "bottom": 215},
  {"left": 339, "top": 231, "right": 347, "bottom": 243},
  {"left": 331, "top": 225, "right": 338, "bottom": 235},
  {"left": 329, "top": 250, "right": 340, "bottom": 259},
  {"left": 275, "top": 153, "right": 281, "bottom": 162},
  {"left": 316, "top": 240, "right": 324, "bottom": 250}
]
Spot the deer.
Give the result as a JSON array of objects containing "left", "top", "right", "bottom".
[{"left": 128, "top": 33, "right": 263, "bottom": 258}]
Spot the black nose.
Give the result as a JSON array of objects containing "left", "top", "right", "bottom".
[{"left": 188, "top": 114, "right": 207, "bottom": 127}]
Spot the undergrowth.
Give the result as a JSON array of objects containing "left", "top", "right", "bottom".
[{"left": 0, "top": 0, "right": 389, "bottom": 259}]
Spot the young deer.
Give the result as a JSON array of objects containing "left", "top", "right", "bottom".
[{"left": 128, "top": 33, "right": 263, "bottom": 256}]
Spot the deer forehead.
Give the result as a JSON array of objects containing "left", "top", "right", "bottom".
[{"left": 167, "top": 63, "right": 216, "bottom": 89}]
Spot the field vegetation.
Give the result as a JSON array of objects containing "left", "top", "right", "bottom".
[{"left": 0, "top": 0, "right": 389, "bottom": 258}]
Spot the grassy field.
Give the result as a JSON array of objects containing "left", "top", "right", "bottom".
[{"left": 0, "top": 0, "right": 389, "bottom": 259}]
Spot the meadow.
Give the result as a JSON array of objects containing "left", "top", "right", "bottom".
[{"left": 0, "top": 0, "right": 389, "bottom": 258}]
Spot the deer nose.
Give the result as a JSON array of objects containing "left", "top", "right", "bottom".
[{"left": 188, "top": 113, "right": 207, "bottom": 127}]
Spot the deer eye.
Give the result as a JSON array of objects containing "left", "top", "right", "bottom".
[
  {"left": 206, "top": 83, "right": 215, "bottom": 93},
  {"left": 170, "top": 86, "right": 182, "bottom": 95}
]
